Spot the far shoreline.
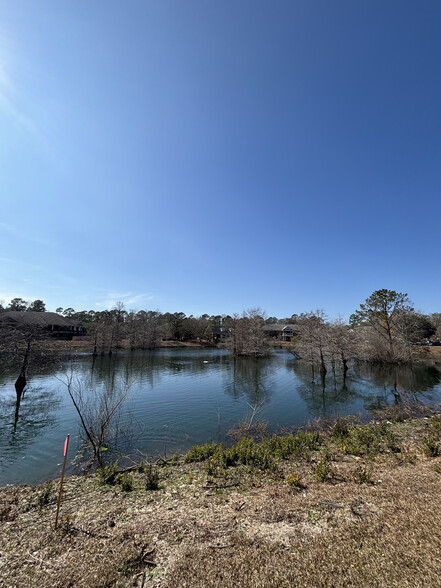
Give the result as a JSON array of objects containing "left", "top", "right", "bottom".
[
  {"left": 34, "top": 337, "right": 294, "bottom": 353},
  {"left": 36, "top": 336, "right": 441, "bottom": 362}
]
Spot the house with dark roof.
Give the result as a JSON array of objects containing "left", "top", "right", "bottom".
[
  {"left": 0, "top": 311, "right": 86, "bottom": 340},
  {"left": 262, "top": 324, "right": 298, "bottom": 341},
  {"left": 207, "top": 325, "right": 232, "bottom": 342}
]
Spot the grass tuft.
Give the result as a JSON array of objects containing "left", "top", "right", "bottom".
[
  {"left": 144, "top": 465, "right": 160, "bottom": 491},
  {"left": 225, "top": 437, "right": 275, "bottom": 470},
  {"left": 37, "top": 482, "right": 54, "bottom": 509},
  {"left": 331, "top": 418, "right": 350, "bottom": 441},
  {"left": 351, "top": 463, "right": 373, "bottom": 484}
]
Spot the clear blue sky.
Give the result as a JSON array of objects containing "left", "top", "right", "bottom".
[{"left": 1, "top": 1, "right": 440, "bottom": 319}]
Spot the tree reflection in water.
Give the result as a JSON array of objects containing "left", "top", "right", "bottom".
[
  {"left": 293, "top": 360, "right": 363, "bottom": 418},
  {"left": 0, "top": 385, "right": 60, "bottom": 477},
  {"left": 223, "top": 356, "right": 275, "bottom": 407},
  {"left": 293, "top": 359, "right": 441, "bottom": 418}
]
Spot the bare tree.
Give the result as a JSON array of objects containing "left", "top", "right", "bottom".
[
  {"left": 394, "top": 311, "right": 436, "bottom": 347},
  {"left": 0, "top": 314, "right": 47, "bottom": 394},
  {"left": 58, "top": 369, "right": 132, "bottom": 466},
  {"left": 223, "top": 308, "right": 270, "bottom": 357},
  {"left": 294, "top": 311, "right": 329, "bottom": 384},
  {"left": 429, "top": 313, "right": 441, "bottom": 340},
  {"left": 137, "top": 310, "right": 164, "bottom": 349},
  {"left": 327, "top": 318, "right": 357, "bottom": 384},
  {"left": 112, "top": 301, "right": 127, "bottom": 349}
]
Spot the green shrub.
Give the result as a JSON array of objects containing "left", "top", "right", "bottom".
[
  {"left": 264, "top": 431, "right": 321, "bottom": 460},
  {"left": 298, "top": 430, "right": 321, "bottom": 450},
  {"left": 184, "top": 433, "right": 321, "bottom": 472},
  {"left": 339, "top": 423, "right": 396, "bottom": 456},
  {"left": 395, "top": 445, "right": 417, "bottom": 464},
  {"left": 429, "top": 415, "right": 441, "bottom": 435},
  {"left": 422, "top": 434, "right": 441, "bottom": 457},
  {"left": 286, "top": 472, "right": 304, "bottom": 489},
  {"left": 314, "top": 455, "right": 335, "bottom": 482},
  {"left": 205, "top": 452, "right": 227, "bottom": 478},
  {"left": 118, "top": 473, "right": 134, "bottom": 492},
  {"left": 96, "top": 461, "right": 120, "bottom": 486},
  {"left": 226, "top": 438, "right": 275, "bottom": 470},
  {"left": 136, "top": 461, "right": 146, "bottom": 473},
  {"left": 184, "top": 442, "right": 222, "bottom": 463}
]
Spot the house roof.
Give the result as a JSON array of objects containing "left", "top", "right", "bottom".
[
  {"left": 210, "top": 326, "right": 232, "bottom": 335},
  {"left": 0, "top": 311, "right": 82, "bottom": 328},
  {"left": 262, "top": 324, "right": 297, "bottom": 332}
]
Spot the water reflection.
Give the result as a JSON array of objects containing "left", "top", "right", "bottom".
[
  {"left": 0, "top": 385, "right": 60, "bottom": 478},
  {"left": 293, "top": 360, "right": 361, "bottom": 418},
  {"left": 223, "top": 356, "right": 275, "bottom": 406},
  {"left": 292, "top": 359, "right": 441, "bottom": 419},
  {"left": 62, "top": 350, "right": 441, "bottom": 427},
  {"left": 79, "top": 349, "right": 231, "bottom": 391},
  {"left": 354, "top": 362, "right": 441, "bottom": 395}
]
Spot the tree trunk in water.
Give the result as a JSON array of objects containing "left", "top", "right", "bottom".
[
  {"left": 13, "top": 394, "right": 23, "bottom": 432},
  {"left": 15, "top": 374, "right": 26, "bottom": 395},
  {"left": 319, "top": 349, "right": 327, "bottom": 377},
  {"left": 15, "top": 337, "right": 31, "bottom": 395},
  {"left": 341, "top": 354, "right": 348, "bottom": 386},
  {"left": 330, "top": 357, "right": 336, "bottom": 383}
]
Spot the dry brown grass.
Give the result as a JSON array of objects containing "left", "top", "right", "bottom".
[
  {"left": 411, "top": 345, "right": 441, "bottom": 362},
  {"left": 166, "top": 460, "right": 441, "bottom": 587},
  {"left": 1, "top": 418, "right": 441, "bottom": 587}
]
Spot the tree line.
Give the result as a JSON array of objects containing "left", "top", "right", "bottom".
[
  {"left": 1, "top": 291, "right": 441, "bottom": 366},
  {"left": 1, "top": 298, "right": 47, "bottom": 312}
]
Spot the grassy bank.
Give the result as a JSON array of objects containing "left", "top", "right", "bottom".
[{"left": 2, "top": 409, "right": 441, "bottom": 587}]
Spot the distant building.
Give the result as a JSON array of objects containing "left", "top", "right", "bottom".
[
  {"left": 208, "top": 325, "right": 232, "bottom": 342},
  {"left": 0, "top": 311, "right": 86, "bottom": 340},
  {"left": 262, "top": 324, "right": 298, "bottom": 341}
]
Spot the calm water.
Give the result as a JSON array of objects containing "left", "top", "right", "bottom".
[{"left": 1, "top": 348, "right": 441, "bottom": 486}]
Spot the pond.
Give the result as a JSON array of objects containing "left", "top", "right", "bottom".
[{"left": 1, "top": 348, "right": 441, "bottom": 486}]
